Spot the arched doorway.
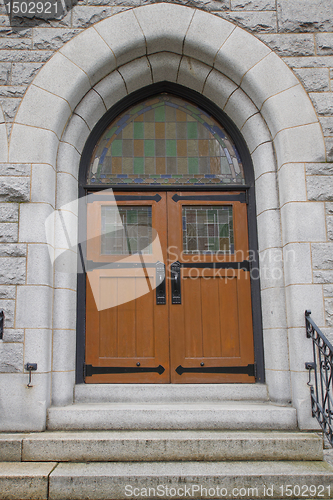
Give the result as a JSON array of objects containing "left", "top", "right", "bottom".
[
  {"left": 3, "top": 1, "right": 326, "bottom": 425},
  {"left": 78, "top": 84, "right": 264, "bottom": 384}
]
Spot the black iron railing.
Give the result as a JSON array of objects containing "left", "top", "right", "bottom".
[{"left": 305, "top": 310, "right": 333, "bottom": 446}]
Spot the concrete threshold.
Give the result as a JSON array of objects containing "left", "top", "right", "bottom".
[{"left": 74, "top": 383, "right": 269, "bottom": 404}]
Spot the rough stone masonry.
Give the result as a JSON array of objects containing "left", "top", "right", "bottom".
[{"left": 0, "top": 0, "right": 333, "bottom": 373}]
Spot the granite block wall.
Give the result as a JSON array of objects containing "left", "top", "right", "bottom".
[{"left": 0, "top": 0, "right": 332, "bottom": 396}]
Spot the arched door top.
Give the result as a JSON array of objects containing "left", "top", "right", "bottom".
[{"left": 86, "top": 91, "right": 246, "bottom": 187}]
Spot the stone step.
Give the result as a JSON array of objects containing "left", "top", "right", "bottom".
[
  {"left": 0, "top": 430, "right": 323, "bottom": 462},
  {"left": 1, "top": 460, "right": 333, "bottom": 500},
  {"left": 0, "top": 462, "right": 57, "bottom": 500},
  {"left": 47, "top": 402, "right": 297, "bottom": 431},
  {"left": 48, "top": 461, "right": 333, "bottom": 499},
  {"left": 74, "top": 383, "right": 269, "bottom": 404}
]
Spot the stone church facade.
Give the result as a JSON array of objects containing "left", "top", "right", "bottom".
[{"left": 0, "top": 0, "right": 333, "bottom": 434}]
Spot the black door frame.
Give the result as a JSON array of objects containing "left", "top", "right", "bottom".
[{"left": 76, "top": 82, "right": 265, "bottom": 384}]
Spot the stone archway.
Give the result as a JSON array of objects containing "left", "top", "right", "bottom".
[{"left": 8, "top": 3, "right": 326, "bottom": 429}]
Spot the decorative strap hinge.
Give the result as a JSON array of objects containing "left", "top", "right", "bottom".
[
  {"left": 175, "top": 363, "right": 256, "bottom": 377},
  {"left": 84, "top": 364, "right": 165, "bottom": 377},
  {"left": 172, "top": 193, "right": 247, "bottom": 203}
]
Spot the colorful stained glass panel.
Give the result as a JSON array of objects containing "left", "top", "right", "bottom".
[
  {"left": 88, "top": 94, "right": 245, "bottom": 186},
  {"left": 101, "top": 206, "right": 152, "bottom": 255},
  {"left": 182, "top": 206, "right": 234, "bottom": 254}
]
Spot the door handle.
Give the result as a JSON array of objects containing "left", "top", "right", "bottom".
[
  {"left": 171, "top": 261, "right": 181, "bottom": 304},
  {"left": 156, "top": 261, "right": 166, "bottom": 305}
]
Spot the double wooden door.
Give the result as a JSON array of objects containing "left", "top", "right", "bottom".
[{"left": 85, "top": 191, "right": 255, "bottom": 383}]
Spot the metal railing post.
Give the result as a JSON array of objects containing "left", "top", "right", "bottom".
[{"left": 305, "top": 310, "right": 333, "bottom": 446}]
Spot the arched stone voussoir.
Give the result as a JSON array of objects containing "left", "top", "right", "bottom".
[
  {"left": 148, "top": 52, "right": 181, "bottom": 84},
  {"left": 15, "top": 84, "right": 72, "bottom": 140},
  {"left": 251, "top": 142, "right": 276, "bottom": 180},
  {"left": 241, "top": 113, "right": 272, "bottom": 155},
  {"left": 223, "top": 87, "right": 259, "bottom": 131},
  {"left": 61, "top": 113, "right": 90, "bottom": 156},
  {"left": 261, "top": 84, "right": 319, "bottom": 140},
  {"left": 274, "top": 123, "right": 326, "bottom": 167},
  {"left": 177, "top": 56, "right": 211, "bottom": 94},
  {"left": 117, "top": 56, "right": 153, "bottom": 95},
  {"left": 9, "top": 124, "right": 59, "bottom": 166},
  {"left": 183, "top": 9, "right": 235, "bottom": 69},
  {"left": 240, "top": 52, "right": 299, "bottom": 111},
  {"left": 214, "top": 26, "right": 271, "bottom": 87},
  {"left": 203, "top": 69, "right": 238, "bottom": 112},
  {"left": 57, "top": 141, "right": 81, "bottom": 179},
  {"left": 59, "top": 27, "right": 117, "bottom": 88},
  {"left": 73, "top": 89, "right": 107, "bottom": 133},
  {"left": 133, "top": 3, "right": 194, "bottom": 57},
  {"left": 94, "top": 8, "right": 146, "bottom": 69},
  {"left": 93, "top": 70, "right": 127, "bottom": 113},
  {"left": 32, "top": 52, "right": 91, "bottom": 112},
  {"left": 58, "top": 69, "right": 127, "bottom": 176}
]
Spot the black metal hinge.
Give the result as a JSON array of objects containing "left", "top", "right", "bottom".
[
  {"left": 84, "top": 364, "right": 165, "bottom": 377},
  {"left": 181, "top": 260, "right": 250, "bottom": 271},
  {"left": 86, "top": 260, "right": 157, "bottom": 271},
  {"left": 176, "top": 363, "right": 256, "bottom": 376},
  {"left": 87, "top": 194, "right": 161, "bottom": 203},
  {"left": 172, "top": 193, "right": 247, "bottom": 203}
]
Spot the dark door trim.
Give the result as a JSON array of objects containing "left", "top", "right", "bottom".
[{"left": 76, "top": 82, "right": 265, "bottom": 384}]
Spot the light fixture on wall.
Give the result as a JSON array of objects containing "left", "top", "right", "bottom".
[{"left": 25, "top": 363, "right": 37, "bottom": 388}]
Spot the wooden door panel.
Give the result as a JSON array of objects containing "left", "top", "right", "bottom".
[
  {"left": 167, "top": 191, "right": 255, "bottom": 384},
  {"left": 97, "top": 274, "right": 155, "bottom": 359},
  {"left": 99, "top": 278, "right": 118, "bottom": 357},
  {"left": 219, "top": 277, "right": 240, "bottom": 358},
  {"left": 135, "top": 287, "right": 155, "bottom": 358},
  {"left": 183, "top": 278, "right": 203, "bottom": 358},
  {"left": 85, "top": 192, "right": 169, "bottom": 383},
  {"left": 173, "top": 275, "right": 252, "bottom": 363},
  {"left": 117, "top": 277, "right": 137, "bottom": 358},
  {"left": 200, "top": 277, "right": 222, "bottom": 358}
]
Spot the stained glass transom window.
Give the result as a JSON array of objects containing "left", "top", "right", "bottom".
[
  {"left": 88, "top": 94, "right": 245, "bottom": 186},
  {"left": 182, "top": 206, "right": 234, "bottom": 254},
  {"left": 101, "top": 206, "right": 152, "bottom": 255}
]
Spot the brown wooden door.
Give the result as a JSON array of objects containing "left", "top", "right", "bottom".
[
  {"left": 85, "top": 190, "right": 255, "bottom": 383},
  {"left": 167, "top": 191, "right": 255, "bottom": 383},
  {"left": 85, "top": 192, "right": 170, "bottom": 383}
]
